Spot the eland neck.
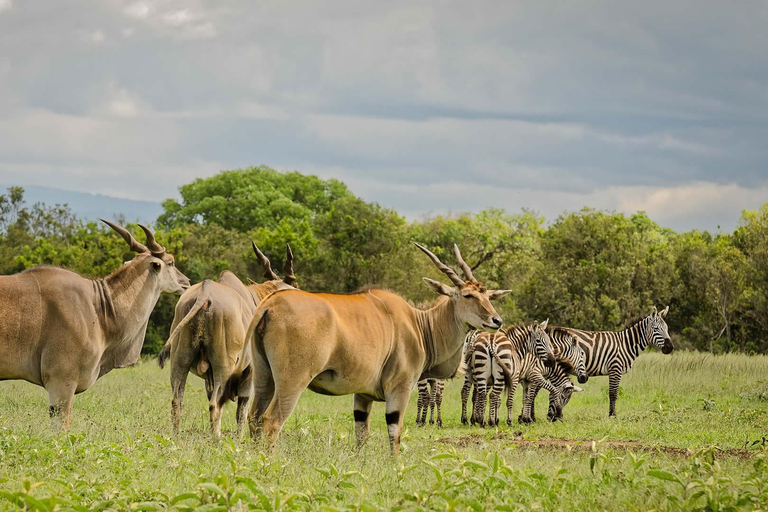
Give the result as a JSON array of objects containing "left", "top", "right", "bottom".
[
  {"left": 416, "top": 298, "right": 470, "bottom": 379},
  {"left": 98, "top": 259, "right": 163, "bottom": 374}
]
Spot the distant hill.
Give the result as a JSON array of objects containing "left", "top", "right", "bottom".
[{"left": 1, "top": 185, "right": 165, "bottom": 225}]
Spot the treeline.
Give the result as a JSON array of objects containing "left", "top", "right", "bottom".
[{"left": 1, "top": 167, "right": 767, "bottom": 354}]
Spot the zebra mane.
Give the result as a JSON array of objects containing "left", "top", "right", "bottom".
[
  {"left": 503, "top": 323, "right": 533, "bottom": 351},
  {"left": 623, "top": 315, "right": 650, "bottom": 329},
  {"left": 547, "top": 326, "right": 572, "bottom": 338}
]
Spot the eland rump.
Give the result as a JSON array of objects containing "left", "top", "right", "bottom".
[
  {"left": 0, "top": 220, "right": 189, "bottom": 429},
  {"left": 159, "top": 243, "right": 298, "bottom": 438},
  {"left": 222, "top": 243, "right": 511, "bottom": 455}
]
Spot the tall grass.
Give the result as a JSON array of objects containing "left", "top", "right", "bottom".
[{"left": 1, "top": 351, "right": 768, "bottom": 510}]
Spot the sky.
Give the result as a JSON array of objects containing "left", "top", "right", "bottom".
[{"left": 0, "top": 0, "right": 767, "bottom": 231}]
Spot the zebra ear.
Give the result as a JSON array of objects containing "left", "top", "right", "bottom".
[
  {"left": 539, "top": 318, "right": 549, "bottom": 330},
  {"left": 573, "top": 386, "right": 584, "bottom": 392},
  {"left": 651, "top": 306, "right": 658, "bottom": 316},
  {"left": 660, "top": 306, "right": 669, "bottom": 318}
]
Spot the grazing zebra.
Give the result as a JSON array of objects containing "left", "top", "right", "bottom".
[
  {"left": 529, "top": 306, "right": 673, "bottom": 417},
  {"left": 415, "top": 379, "right": 445, "bottom": 427},
  {"left": 517, "top": 329, "right": 588, "bottom": 423},
  {"left": 461, "top": 321, "right": 556, "bottom": 427}
]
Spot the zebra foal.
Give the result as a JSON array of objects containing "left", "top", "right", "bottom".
[{"left": 517, "top": 328, "right": 588, "bottom": 423}]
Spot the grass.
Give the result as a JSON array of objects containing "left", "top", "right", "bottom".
[{"left": 1, "top": 351, "right": 768, "bottom": 510}]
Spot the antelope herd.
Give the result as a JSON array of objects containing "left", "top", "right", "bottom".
[{"left": 0, "top": 220, "right": 674, "bottom": 454}]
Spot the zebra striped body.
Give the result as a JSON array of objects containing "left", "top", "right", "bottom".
[
  {"left": 415, "top": 379, "right": 445, "bottom": 427},
  {"left": 518, "top": 327, "right": 588, "bottom": 423},
  {"left": 530, "top": 306, "right": 673, "bottom": 417},
  {"left": 461, "top": 321, "right": 555, "bottom": 427}
]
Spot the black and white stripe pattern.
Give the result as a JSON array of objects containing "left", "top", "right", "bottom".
[
  {"left": 553, "top": 306, "right": 673, "bottom": 417},
  {"left": 518, "top": 328, "right": 588, "bottom": 423},
  {"left": 415, "top": 379, "right": 445, "bottom": 427},
  {"left": 461, "top": 321, "right": 555, "bottom": 427}
]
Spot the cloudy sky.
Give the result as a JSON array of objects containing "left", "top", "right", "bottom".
[{"left": 1, "top": 0, "right": 767, "bottom": 231}]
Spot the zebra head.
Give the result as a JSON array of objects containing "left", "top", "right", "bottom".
[
  {"left": 645, "top": 306, "right": 673, "bottom": 354},
  {"left": 548, "top": 382, "right": 584, "bottom": 422},
  {"left": 531, "top": 319, "right": 556, "bottom": 368},
  {"left": 564, "top": 335, "right": 589, "bottom": 384}
]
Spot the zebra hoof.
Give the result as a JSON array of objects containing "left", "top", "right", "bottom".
[
  {"left": 437, "top": 420, "right": 442, "bottom": 428},
  {"left": 461, "top": 417, "right": 468, "bottom": 425}
]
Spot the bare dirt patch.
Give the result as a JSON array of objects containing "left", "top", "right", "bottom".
[{"left": 437, "top": 431, "right": 755, "bottom": 458}]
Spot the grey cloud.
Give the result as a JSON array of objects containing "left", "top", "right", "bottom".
[{"left": 0, "top": 0, "right": 766, "bottom": 230}]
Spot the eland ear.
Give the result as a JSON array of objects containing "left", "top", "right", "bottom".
[
  {"left": 573, "top": 386, "right": 584, "bottom": 393},
  {"left": 660, "top": 305, "right": 669, "bottom": 318},
  {"left": 422, "top": 277, "right": 455, "bottom": 297},
  {"left": 488, "top": 289, "right": 512, "bottom": 301}
]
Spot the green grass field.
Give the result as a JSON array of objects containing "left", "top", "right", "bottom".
[{"left": 2, "top": 351, "right": 768, "bottom": 511}]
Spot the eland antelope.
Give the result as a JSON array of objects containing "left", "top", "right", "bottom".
[
  {"left": 221, "top": 243, "right": 511, "bottom": 455},
  {"left": 159, "top": 243, "right": 297, "bottom": 438},
  {"left": 0, "top": 220, "right": 189, "bottom": 429}
]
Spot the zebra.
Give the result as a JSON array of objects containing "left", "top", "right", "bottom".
[
  {"left": 517, "top": 328, "right": 588, "bottom": 423},
  {"left": 415, "top": 379, "right": 445, "bottom": 427},
  {"left": 459, "top": 330, "right": 484, "bottom": 425},
  {"left": 461, "top": 320, "right": 556, "bottom": 427},
  {"left": 527, "top": 306, "right": 673, "bottom": 417}
]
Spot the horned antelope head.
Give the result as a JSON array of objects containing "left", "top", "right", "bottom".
[
  {"left": 251, "top": 242, "right": 299, "bottom": 289},
  {"left": 101, "top": 219, "right": 190, "bottom": 294},
  {"left": 645, "top": 306, "right": 673, "bottom": 354},
  {"left": 414, "top": 243, "right": 510, "bottom": 332}
]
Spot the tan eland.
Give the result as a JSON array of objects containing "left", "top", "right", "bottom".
[
  {"left": 0, "top": 220, "right": 190, "bottom": 429},
  {"left": 221, "top": 243, "right": 511, "bottom": 455},
  {"left": 159, "top": 243, "right": 298, "bottom": 437}
]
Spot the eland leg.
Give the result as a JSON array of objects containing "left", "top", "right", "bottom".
[
  {"left": 384, "top": 386, "right": 411, "bottom": 456},
  {"left": 47, "top": 380, "right": 76, "bottom": 431},
  {"left": 235, "top": 396, "right": 249, "bottom": 436},
  {"left": 354, "top": 394, "right": 374, "bottom": 447},
  {"left": 247, "top": 355, "right": 275, "bottom": 443},
  {"left": 170, "top": 345, "right": 196, "bottom": 434}
]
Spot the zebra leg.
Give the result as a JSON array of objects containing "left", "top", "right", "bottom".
[
  {"left": 435, "top": 380, "right": 444, "bottom": 428},
  {"left": 505, "top": 376, "right": 519, "bottom": 426},
  {"left": 460, "top": 375, "right": 472, "bottom": 425},
  {"left": 526, "top": 377, "right": 557, "bottom": 424},
  {"left": 472, "top": 380, "right": 488, "bottom": 427},
  {"left": 489, "top": 375, "right": 506, "bottom": 427},
  {"left": 518, "top": 380, "right": 530, "bottom": 424},
  {"left": 608, "top": 369, "right": 622, "bottom": 417},
  {"left": 428, "top": 380, "right": 436, "bottom": 425},
  {"left": 416, "top": 380, "right": 427, "bottom": 426},
  {"left": 520, "top": 381, "right": 539, "bottom": 424}
]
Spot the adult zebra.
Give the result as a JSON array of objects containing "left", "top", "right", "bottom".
[
  {"left": 461, "top": 321, "right": 556, "bottom": 427},
  {"left": 530, "top": 306, "right": 673, "bottom": 417}
]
